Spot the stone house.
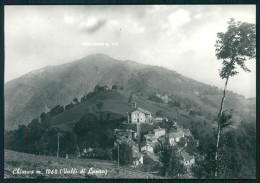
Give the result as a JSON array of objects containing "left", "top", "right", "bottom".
[
  {"left": 153, "top": 127, "right": 166, "bottom": 138},
  {"left": 127, "top": 104, "right": 152, "bottom": 123},
  {"left": 133, "top": 151, "right": 144, "bottom": 166},
  {"left": 181, "top": 151, "right": 195, "bottom": 166},
  {"left": 140, "top": 142, "right": 155, "bottom": 154}
]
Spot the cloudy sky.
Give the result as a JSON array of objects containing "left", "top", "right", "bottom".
[{"left": 5, "top": 5, "right": 256, "bottom": 98}]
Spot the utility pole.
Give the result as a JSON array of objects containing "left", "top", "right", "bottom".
[
  {"left": 117, "top": 143, "right": 119, "bottom": 168},
  {"left": 57, "top": 133, "right": 60, "bottom": 158},
  {"left": 204, "top": 101, "right": 205, "bottom": 115}
]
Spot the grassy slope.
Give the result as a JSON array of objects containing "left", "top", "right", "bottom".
[
  {"left": 49, "top": 89, "right": 216, "bottom": 136},
  {"left": 4, "top": 150, "right": 161, "bottom": 179}
]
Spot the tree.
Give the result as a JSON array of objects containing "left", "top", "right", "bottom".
[
  {"left": 73, "top": 113, "right": 98, "bottom": 136},
  {"left": 112, "top": 84, "right": 119, "bottom": 90},
  {"left": 189, "top": 110, "right": 196, "bottom": 117},
  {"left": 50, "top": 105, "right": 64, "bottom": 117},
  {"left": 217, "top": 145, "right": 242, "bottom": 178},
  {"left": 158, "top": 140, "right": 186, "bottom": 177},
  {"left": 94, "top": 85, "right": 105, "bottom": 93},
  {"left": 73, "top": 98, "right": 79, "bottom": 104},
  {"left": 168, "top": 101, "right": 180, "bottom": 107},
  {"left": 65, "top": 103, "right": 74, "bottom": 110},
  {"left": 153, "top": 143, "right": 161, "bottom": 155},
  {"left": 80, "top": 95, "right": 87, "bottom": 102},
  {"left": 113, "top": 142, "right": 133, "bottom": 165},
  {"left": 214, "top": 18, "right": 255, "bottom": 177},
  {"left": 40, "top": 112, "right": 47, "bottom": 122},
  {"left": 192, "top": 141, "right": 242, "bottom": 179},
  {"left": 178, "top": 137, "right": 186, "bottom": 147},
  {"left": 148, "top": 94, "right": 163, "bottom": 103},
  {"left": 191, "top": 135, "right": 217, "bottom": 178},
  {"left": 94, "top": 85, "right": 101, "bottom": 93},
  {"left": 155, "top": 110, "right": 164, "bottom": 117},
  {"left": 106, "top": 113, "right": 111, "bottom": 120},
  {"left": 96, "top": 101, "right": 104, "bottom": 120},
  {"left": 128, "top": 92, "right": 133, "bottom": 103}
]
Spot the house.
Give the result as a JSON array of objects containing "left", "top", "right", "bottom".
[
  {"left": 168, "top": 132, "right": 180, "bottom": 141},
  {"left": 181, "top": 151, "right": 195, "bottom": 166},
  {"left": 104, "top": 85, "right": 110, "bottom": 90},
  {"left": 83, "top": 148, "right": 94, "bottom": 154},
  {"left": 153, "top": 127, "right": 166, "bottom": 138},
  {"left": 189, "top": 139, "right": 199, "bottom": 147},
  {"left": 154, "top": 117, "right": 168, "bottom": 123},
  {"left": 156, "top": 93, "right": 169, "bottom": 104},
  {"left": 154, "top": 117, "right": 163, "bottom": 123},
  {"left": 82, "top": 148, "right": 95, "bottom": 157},
  {"left": 127, "top": 104, "right": 152, "bottom": 123},
  {"left": 178, "top": 125, "right": 183, "bottom": 129},
  {"left": 196, "top": 154, "right": 205, "bottom": 161},
  {"left": 168, "top": 132, "right": 181, "bottom": 143},
  {"left": 146, "top": 152, "right": 159, "bottom": 162},
  {"left": 114, "top": 129, "right": 135, "bottom": 140},
  {"left": 133, "top": 132, "right": 137, "bottom": 139},
  {"left": 144, "top": 133, "right": 157, "bottom": 143},
  {"left": 183, "top": 129, "right": 192, "bottom": 137},
  {"left": 163, "top": 117, "right": 169, "bottom": 122},
  {"left": 132, "top": 144, "right": 139, "bottom": 153},
  {"left": 140, "top": 142, "right": 155, "bottom": 154},
  {"left": 176, "top": 129, "right": 185, "bottom": 138},
  {"left": 133, "top": 151, "right": 144, "bottom": 166}
]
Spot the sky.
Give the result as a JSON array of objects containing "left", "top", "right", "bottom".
[{"left": 5, "top": 5, "right": 256, "bottom": 98}]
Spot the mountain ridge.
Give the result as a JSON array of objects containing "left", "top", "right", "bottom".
[{"left": 4, "top": 53, "right": 251, "bottom": 130}]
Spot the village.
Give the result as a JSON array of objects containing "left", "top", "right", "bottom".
[{"left": 81, "top": 99, "right": 201, "bottom": 175}]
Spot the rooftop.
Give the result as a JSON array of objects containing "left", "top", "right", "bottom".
[
  {"left": 130, "top": 107, "right": 151, "bottom": 115},
  {"left": 153, "top": 128, "right": 165, "bottom": 133},
  {"left": 176, "top": 130, "right": 185, "bottom": 137},
  {"left": 183, "top": 129, "right": 191, "bottom": 135},
  {"left": 181, "top": 151, "right": 195, "bottom": 162},
  {"left": 169, "top": 132, "right": 180, "bottom": 139},
  {"left": 144, "top": 133, "right": 155, "bottom": 139},
  {"left": 133, "top": 151, "right": 143, "bottom": 158},
  {"left": 146, "top": 152, "right": 159, "bottom": 162},
  {"left": 158, "top": 136, "right": 166, "bottom": 144}
]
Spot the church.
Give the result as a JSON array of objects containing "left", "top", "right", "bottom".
[{"left": 127, "top": 102, "right": 152, "bottom": 123}]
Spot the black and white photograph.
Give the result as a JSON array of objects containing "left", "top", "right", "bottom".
[{"left": 3, "top": 4, "right": 256, "bottom": 179}]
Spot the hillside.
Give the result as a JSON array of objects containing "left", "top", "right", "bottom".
[
  {"left": 4, "top": 53, "right": 253, "bottom": 130},
  {"left": 47, "top": 90, "right": 216, "bottom": 136},
  {"left": 4, "top": 89, "right": 217, "bottom": 160},
  {"left": 4, "top": 87, "right": 256, "bottom": 179}
]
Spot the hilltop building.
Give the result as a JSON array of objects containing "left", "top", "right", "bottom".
[{"left": 127, "top": 102, "right": 152, "bottom": 123}]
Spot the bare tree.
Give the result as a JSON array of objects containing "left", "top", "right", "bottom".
[{"left": 214, "top": 18, "right": 256, "bottom": 177}]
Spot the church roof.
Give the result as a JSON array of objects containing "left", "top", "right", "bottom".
[{"left": 130, "top": 107, "right": 151, "bottom": 114}]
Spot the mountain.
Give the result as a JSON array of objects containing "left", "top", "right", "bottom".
[{"left": 4, "top": 54, "right": 253, "bottom": 130}]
